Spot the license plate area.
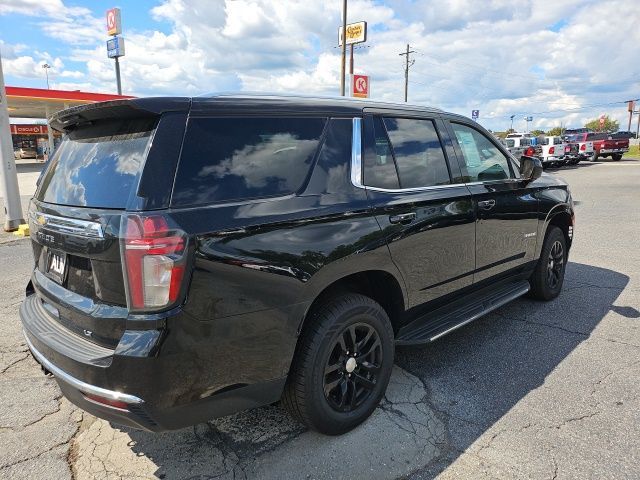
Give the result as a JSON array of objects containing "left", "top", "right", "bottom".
[{"left": 46, "top": 250, "right": 68, "bottom": 284}]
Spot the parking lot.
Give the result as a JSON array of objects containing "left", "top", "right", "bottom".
[{"left": 1, "top": 159, "right": 638, "bottom": 479}]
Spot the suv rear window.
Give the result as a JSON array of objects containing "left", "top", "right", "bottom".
[
  {"left": 172, "top": 117, "right": 327, "bottom": 206},
  {"left": 36, "top": 118, "right": 156, "bottom": 208}
]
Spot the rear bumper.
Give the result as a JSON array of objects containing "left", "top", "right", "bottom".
[
  {"left": 599, "top": 148, "right": 628, "bottom": 155},
  {"left": 24, "top": 332, "right": 156, "bottom": 430},
  {"left": 20, "top": 294, "right": 287, "bottom": 431}
]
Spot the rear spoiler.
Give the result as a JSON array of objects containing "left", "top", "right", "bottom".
[{"left": 49, "top": 97, "right": 191, "bottom": 132}]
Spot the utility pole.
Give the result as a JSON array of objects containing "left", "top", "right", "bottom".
[
  {"left": 509, "top": 115, "right": 515, "bottom": 132},
  {"left": 0, "top": 50, "right": 25, "bottom": 231},
  {"left": 399, "top": 44, "right": 415, "bottom": 102},
  {"left": 340, "top": 0, "right": 347, "bottom": 96}
]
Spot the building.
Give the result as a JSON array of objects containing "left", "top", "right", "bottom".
[{"left": 6, "top": 86, "right": 133, "bottom": 160}]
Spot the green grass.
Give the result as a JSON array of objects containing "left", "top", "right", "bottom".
[{"left": 623, "top": 144, "right": 639, "bottom": 158}]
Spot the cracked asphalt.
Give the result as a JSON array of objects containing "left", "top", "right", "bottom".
[{"left": 1, "top": 159, "right": 638, "bottom": 479}]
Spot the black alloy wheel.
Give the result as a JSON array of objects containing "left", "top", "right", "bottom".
[
  {"left": 546, "top": 240, "right": 564, "bottom": 289},
  {"left": 529, "top": 226, "right": 567, "bottom": 301},
  {"left": 323, "top": 322, "right": 382, "bottom": 412},
  {"left": 281, "top": 293, "right": 394, "bottom": 435}
]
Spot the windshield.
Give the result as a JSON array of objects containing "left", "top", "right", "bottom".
[{"left": 36, "top": 118, "right": 156, "bottom": 208}]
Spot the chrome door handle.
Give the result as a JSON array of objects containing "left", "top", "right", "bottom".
[
  {"left": 477, "top": 199, "right": 496, "bottom": 210},
  {"left": 389, "top": 212, "right": 416, "bottom": 224}
]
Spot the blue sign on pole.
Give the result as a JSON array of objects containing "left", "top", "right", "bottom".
[
  {"left": 471, "top": 110, "right": 479, "bottom": 121},
  {"left": 107, "top": 36, "right": 125, "bottom": 58}
]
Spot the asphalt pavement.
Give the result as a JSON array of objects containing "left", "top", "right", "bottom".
[{"left": 0, "top": 159, "right": 638, "bottom": 479}]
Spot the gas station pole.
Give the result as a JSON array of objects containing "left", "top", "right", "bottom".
[{"left": 0, "top": 50, "right": 25, "bottom": 231}]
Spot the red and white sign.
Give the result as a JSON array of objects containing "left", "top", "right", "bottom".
[
  {"left": 10, "top": 125, "right": 48, "bottom": 135},
  {"left": 106, "top": 8, "right": 122, "bottom": 36},
  {"left": 351, "top": 74, "right": 370, "bottom": 98}
]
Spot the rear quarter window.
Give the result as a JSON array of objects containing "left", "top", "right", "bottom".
[{"left": 172, "top": 117, "right": 327, "bottom": 206}]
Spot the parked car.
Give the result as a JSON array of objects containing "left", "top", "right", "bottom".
[
  {"left": 533, "top": 135, "right": 568, "bottom": 168},
  {"left": 564, "top": 133, "right": 594, "bottom": 162},
  {"left": 20, "top": 95, "right": 574, "bottom": 435},
  {"left": 504, "top": 134, "right": 533, "bottom": 158},
  {"left": 13, "top": 146, "right": 37, "bottom": 159},
  {"left": 586, "top": 132, "right": 629, "bottom": 161}
]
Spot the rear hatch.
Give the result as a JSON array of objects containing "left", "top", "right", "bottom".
[{"left": 27, "top": 99, "right": 189, "bottom": 349}]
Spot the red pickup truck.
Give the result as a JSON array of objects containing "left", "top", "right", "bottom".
[{"left": 585, "top": 132, "right": 629, "bottom": 161}]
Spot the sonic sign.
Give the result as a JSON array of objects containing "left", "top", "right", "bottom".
[{"left": 338, "top": 21, "right": 367, "bottom": 46}]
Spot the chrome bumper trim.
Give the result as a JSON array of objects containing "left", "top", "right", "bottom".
[{"left": 23, "top": 330, "right": 144, "bottom": 405}]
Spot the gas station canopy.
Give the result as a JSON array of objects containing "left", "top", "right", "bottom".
[{"left": 5, "top": 86, "right": 133, "bottom": 120}]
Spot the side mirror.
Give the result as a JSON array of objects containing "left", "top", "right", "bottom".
[{"left": 519, "top": 155, "right": 542, "bottom": 183}]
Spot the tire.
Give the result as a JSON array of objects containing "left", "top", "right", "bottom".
[
  {"left": 529, "top": 226, "right": 567, "bottom": 301},
  {"left": 281, "top": 293, "right": 394, "bottom": 435},
  {"left": 589, "top": 151, "right": 598, "bottom": 162},
  {"left": 612, "top": 153, "right": 623, "bottom": 161}
]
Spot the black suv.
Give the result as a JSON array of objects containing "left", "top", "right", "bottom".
[{"left": 20, "top": 94, "right": 574, "bottom": 435}]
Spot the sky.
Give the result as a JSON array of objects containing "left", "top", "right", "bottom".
[{"left": 0, "top": 0, "right": 639, "bottom": 132}]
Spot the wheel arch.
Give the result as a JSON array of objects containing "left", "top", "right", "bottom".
[
  {"left": 297, "top": 269, "right": 407, "bottom": 337},
  {"left": 537, "top": 204, "right": 574, "bottom": 258}
]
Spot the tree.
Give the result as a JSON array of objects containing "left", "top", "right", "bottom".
[
  {"left": 547, "top": 126, "right": 563, "bottom": 136},
  {"left": 530, "top": 129, "right": 545, "bottom": 136},
  {"left": 584, "top": 115, "right": 619, "bottom": 133}
]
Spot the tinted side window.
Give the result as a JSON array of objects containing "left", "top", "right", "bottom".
[
  {"left": 450, "top": 123, "right": 512, "bottom": 182},
  {"left": 172, "top": 117, "right": 326, "bottom": 206},
  {"left": 308, "top": 118, "right": 353, "bottom": 194},
  {"left": 363, "top": 117, "right": 400, "bottom": 189},
  {"left": 383, "top": 117, "right": 450, "bottom": 188}
]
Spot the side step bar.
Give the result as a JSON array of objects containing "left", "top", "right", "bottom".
[{"left": 396, "top": 280, "right": 530, "bottom": 345}]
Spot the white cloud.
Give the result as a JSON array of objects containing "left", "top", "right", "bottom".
[{"left": 1, "top": 0, "right": 639, "bottom": 131}]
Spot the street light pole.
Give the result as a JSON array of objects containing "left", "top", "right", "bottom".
[
  {"left": 510, "top": 115, "right": 515, "bottom": 131},
  {"left": 340, "top": 0, "right": 347, "bottom": 96},
  {"left": 42, "top": 63, "right": 50, "bottom": 89},
  {"left": 0, "top": 50, "right": 25, "bottom": 231}
]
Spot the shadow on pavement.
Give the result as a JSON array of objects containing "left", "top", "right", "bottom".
[{"left": 113, "top": 262, "right": 627, "bottom": 479}]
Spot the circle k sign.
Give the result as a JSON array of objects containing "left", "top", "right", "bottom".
[{"left": 352, "top": 74, "right": 370, "bottom": 98}]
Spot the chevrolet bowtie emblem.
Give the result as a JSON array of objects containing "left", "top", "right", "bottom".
[{"left": 37, "top": 215, "right": 46, "bottom": 225}]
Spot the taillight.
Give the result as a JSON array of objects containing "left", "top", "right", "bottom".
[
  {"left": 121, "top": 215, "right": 187, "bottom": 311},
  {"left": 565, "top": 145, "right": 570, "bottom": 153},
  {"left": 549, "top": 146, "right": 555, "bottom": 155},
  {"left": 524, "top": 146, "right": 535, "bottom": 156},
  {"left": 580, "top": 144, "right": 586, "bottom": 151}
]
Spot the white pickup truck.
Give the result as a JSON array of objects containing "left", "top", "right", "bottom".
[
  {"left": 534, "top": 136, "right": 568, "bottom": 168},
  {"left": 504, "top": 133, "right": 533, "bottom": 158}
]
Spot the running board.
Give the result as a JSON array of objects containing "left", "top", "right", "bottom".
[{"left": 396, "top": 280, "right": 530, "bottom": 345}]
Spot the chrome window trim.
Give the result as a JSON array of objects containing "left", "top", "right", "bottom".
[
  {"left": 29, "top": 212, "right": 104, "bottom": 238},
  {"left": 23, "top": 331, "right": 144, "bottom": 405},
  {"left": 364, "top": 183, "right": 467, "bottom": 194},
  {"left": 351, "top": 117, "right": 364, "bottom": 188}
]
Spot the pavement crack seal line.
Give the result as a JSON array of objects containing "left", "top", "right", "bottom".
[
  {"left": 0, "top": 352, "right": 29, "bottom": 374},
  {"left": 67, "top": 411, "right": 91, "bottom": 480},
  {"left": 552, "top": 411, "right": 600, "bottom": 430},
  {"left": 17, "top": 393, "right": 64, "bottom": 429},
  {"left": 507, "top": 316, "right": 640, "bottom": 349},
  {"left": 391, "top": 364, "right": 462, "bottom": 478}
]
